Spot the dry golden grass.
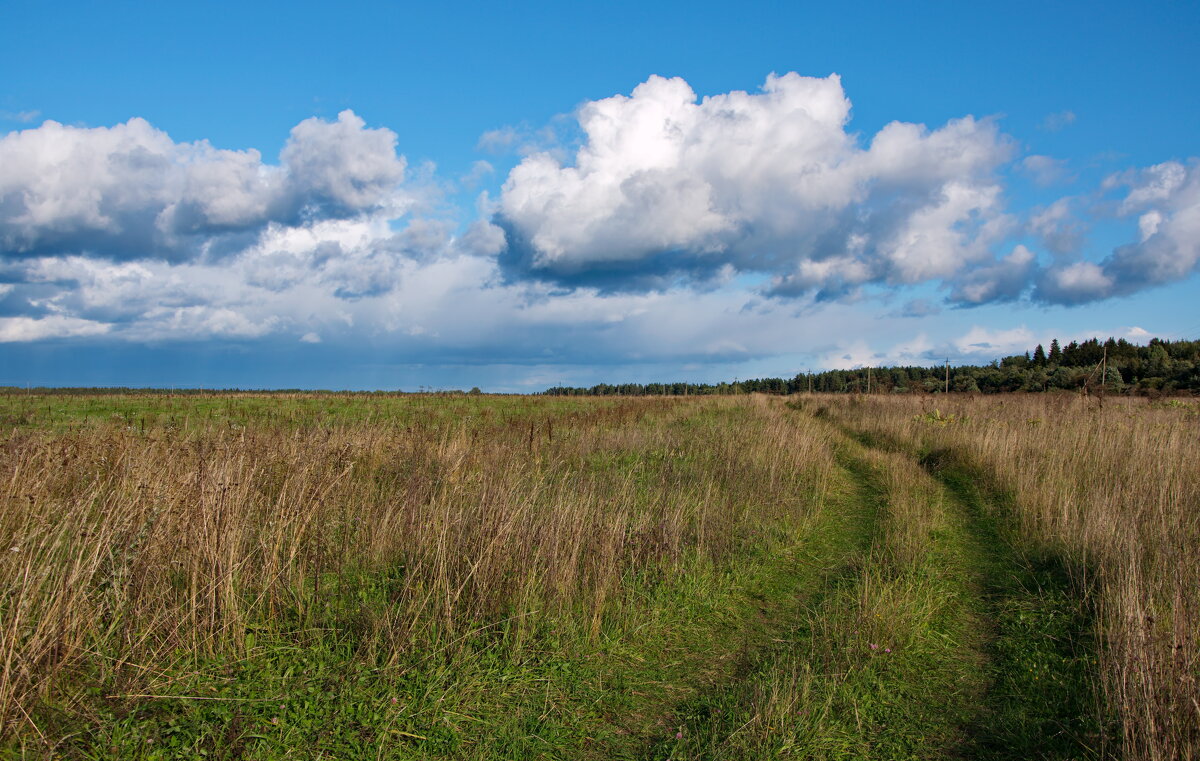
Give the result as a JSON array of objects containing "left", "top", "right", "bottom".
[
  {"left": 0, "top": 394, "right": 836, "bottom": 742},
  {"left": 816, "top": 393, "right": 1200, "bottom": 761}
]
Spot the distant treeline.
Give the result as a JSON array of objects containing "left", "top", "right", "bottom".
[{"left": 544, "top": 337, "right": 1200, "bottom": 396}]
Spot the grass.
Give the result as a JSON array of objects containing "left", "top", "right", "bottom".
[
  {"left": 1, "top": 393, "right": 840, "bottom": 758},
  {"left": 0, "top": 391, "right": 1194, "bottom": 759},
  {"left": 810, "top": 393, "right": 1198, "bottom": 761},
  {"left": 648, "top": 429, "right": 1102, "bottom": 760}
]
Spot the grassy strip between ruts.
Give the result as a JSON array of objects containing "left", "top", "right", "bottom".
[
  {"left": 843, "top": 422, "right": 1109, "bottom": 758},
  {"left": 639, "top": 437, "right": 992, "bottom": 759}
]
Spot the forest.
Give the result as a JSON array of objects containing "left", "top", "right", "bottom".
[{"left": 544, "top": 337, "right": 1200, "bottom": 396}]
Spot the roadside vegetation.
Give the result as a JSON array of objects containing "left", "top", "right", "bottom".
[{"left": 0, "top": 390, "right": 1194, "bottom": 759}]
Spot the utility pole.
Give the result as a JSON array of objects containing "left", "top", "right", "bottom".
[
  {"left": 1099, "top": 344, "right": 1108, "bottom": 408},
  {"left": 808, "top": 372, "right": 813, "bottom": 394},
  {"left": 944, "top": 358, "right": 950, "bottom": 394},
  {"left": 867, "top": 366, "right": 872, "bottom": 395}
]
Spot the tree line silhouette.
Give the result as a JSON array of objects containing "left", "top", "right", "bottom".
[{"left": 544, "top": 337, "right": 1200, "bottom": 396}]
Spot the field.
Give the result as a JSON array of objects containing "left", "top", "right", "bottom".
[{"left": 0, "top": 391, "right": 1196, "bottom": 759}]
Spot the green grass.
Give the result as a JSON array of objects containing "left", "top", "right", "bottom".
[
  {"left": 642, "top": 440, "right": 990, "bottom": 759},
  {"left": 637, "top": 415, "right": 1110, "bottom": 760},
  {"left": 0, "top": 394, "right": 1118, "bottom": 759},
  {"left": 925, "top": 453, "right": 1110, "bottom": 759},
  {"left": 20, "top": 501, "right": 850, "bottom": 759},
  {"left": 0, "top": 390, "right": 629, "bottom": 434}
]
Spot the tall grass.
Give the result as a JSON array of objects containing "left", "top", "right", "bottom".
[
  {"left": 0, "top": 394, "right": 836, "bottom": 745},
  {"left": 817, "top": 393, "right": 1200, "bottom": 760}
]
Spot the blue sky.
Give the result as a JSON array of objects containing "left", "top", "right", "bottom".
[{"left": 2, "top": 0, "right": 1198, "bottom": 390}]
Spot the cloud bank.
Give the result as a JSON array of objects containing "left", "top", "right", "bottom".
[
  {"left": 0, "top": 110, "right": 406, "bottom": 262},
  {"left": 497, "top": 73, "right": 1016, "bottom": 300},
  {"left": 0, "top": 74, "right": 1197, "bottom": 377},
  {"left": 1037, "top": 161, "right": 1200, "bottom": 303}
]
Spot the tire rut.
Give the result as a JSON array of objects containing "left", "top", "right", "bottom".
[
  {"left": 860, "top": 433, "right": 1111, "bottom": 760},
  {"left": 622, "top": 446, "right": 885, "bottom": 761}
]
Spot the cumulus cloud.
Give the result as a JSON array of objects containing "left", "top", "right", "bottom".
[
  {"left": 496, "top": 72, "right": 1015, "bottom": 298},
  {"left": 279, "top": 110, "right": 406, "bottom": 214},
  {"left": 0, "top": 110, "right": 406, "bottom": 262},
  {"left": 1036, "top": 160, "right": 1200, "bottom": 303},
  {"left": 950, "top": 244, "right": 1037, "bottom": 304},
  {"left": 2, "top": 74, "right": 1197, "bottom": 377},
  {"left": 1028, "top": 198, "right": 1084, "bottom": 256}
]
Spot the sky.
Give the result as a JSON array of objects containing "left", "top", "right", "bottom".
[{"left": 1, "top": 0, "right": 1198, "bottom": 391}]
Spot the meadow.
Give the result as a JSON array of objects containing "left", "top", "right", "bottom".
[{"left": 0, "top": 390, "right": 1195, "bottom": 759}]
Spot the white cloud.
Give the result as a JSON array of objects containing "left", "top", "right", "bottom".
[
  {"left": 0, "top": 110, "right": 407, "bottom": 261},
  {"left": 1028, "top": 198, "right": 1084, "bottom": 255},
  {"left": 1116, "top": 161, "right": 1185, "bottom": 214},
  {"left": 953, "top": 325, "right": 1037, "bottom": 357},
  {"left": 0, "top": 315, "right": 111, "bottom": 342},
  {"left": 1, "top": 75, "right": 1196, "bottom": 377},
  {"left": 280, "top": 110, "right": 406, "bottom": 212},
  {"left": 950, "top": 244, "right": 1036, "bottom": 304},
  {"left": 498, "top": 72, "right": 1014, "bottom": 298},
  {"left": 892, "top": 297, "right": 942, "bottom": 318},
  {"left": 1036, "top": 160, "right": 1200, "bottom": 303},
  {"left": 816, "top": 333, "right": 935, "bottom": 369},
  {"left": 127, "top": 306, "right": 278, "bottom": 340},
  {"left": 1037, "top": 260, "right": 1114, "bottom": 303}
]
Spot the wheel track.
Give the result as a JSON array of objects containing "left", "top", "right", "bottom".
[
  {"left": 618, "top": 442, "right": 885, "bottom": 760},
  {"left": 851, "top": 428, "right": 1111, "bottom": 760}
]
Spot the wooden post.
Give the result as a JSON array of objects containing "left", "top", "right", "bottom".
[
  {"left": 1099, "top": 344, "right": 1108, "bottom": 408},
  {"left": 944, "top": 359, "right": 950, "bottom": 394}
]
